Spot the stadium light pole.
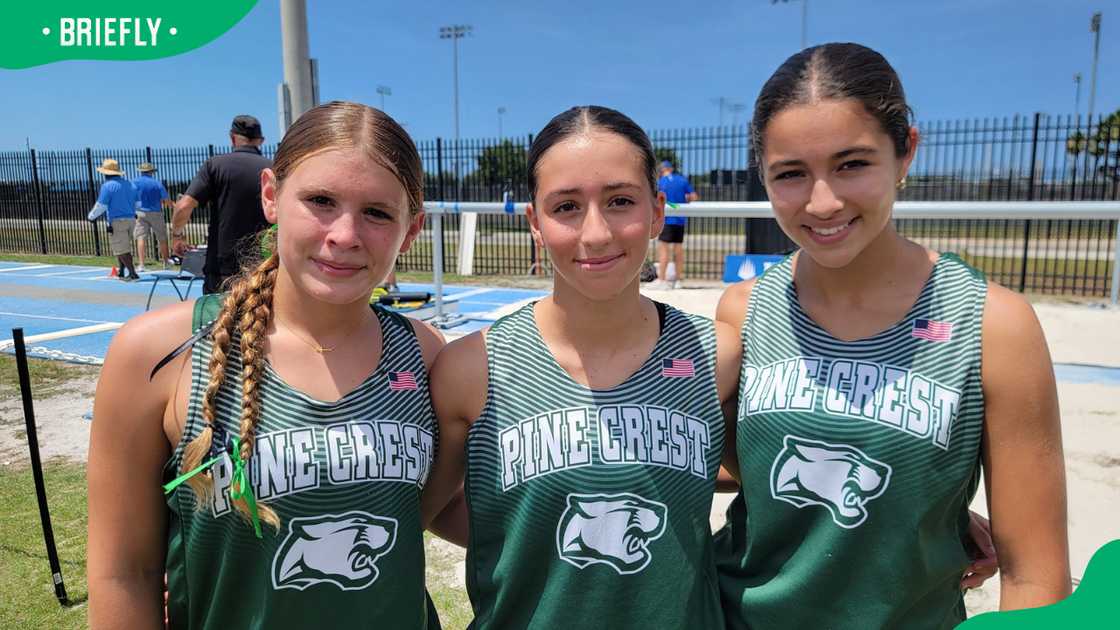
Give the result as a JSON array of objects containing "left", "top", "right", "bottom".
[
  {"left": 1073, "top": 73, "right": 1082, "bottom": 119},
  {"left": 439, "top": 24, "right": 472, "bottom": 201},
  {"left": 711, "top": 96, "right": 727, "bottom": 126},
  {"left": 772, "top": 0, "right": 808, "bottom": 50},
  {"left": 1087, "top": 12, "right": 1101, "bottom": 124},
  {"left": 728, "top": 102, "right": 748, "bottom": 127},
  {"left": 376, "top": 85, "right": 391, "bottom": 112},
  {"left": 497, "top": 106, "right": 507, "bottom": 138}
]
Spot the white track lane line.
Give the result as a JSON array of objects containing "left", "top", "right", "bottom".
[
  {"left": 0, "top": 264, "right": 55, "bottom": 273},
  {"left": 0, "top": 311, "right": 111, "bottom": 324},
  {"left": 36, "top": 267, "right": 111, "bottom": 277}
]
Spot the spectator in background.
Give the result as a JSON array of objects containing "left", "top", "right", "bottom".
[
  {"left": 170, "top": 114, "right": 272, "bottom": 294},
  {"left": 131, "top": 162, "right": 172, "bottom": 272},
  {"left": 87, "top": 158, "right": 140, "bottom": 281},
  {"left": 655, "top": 159, "right": 699, "bottom": 289}
]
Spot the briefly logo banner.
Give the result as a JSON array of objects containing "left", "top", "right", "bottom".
[
  {"left": 0, "top": 1, "right": 259, "bottom": 69},
  {"left": 959, "top": 539, "right": 1119, "bottom": 627}
]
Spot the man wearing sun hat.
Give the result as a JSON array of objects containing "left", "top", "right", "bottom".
[
  {"left": 87, "top": 158, "right": 141, "bottom": 281},
  {"left": 131, "top": 161, "right": 172, "bottom": 272}
]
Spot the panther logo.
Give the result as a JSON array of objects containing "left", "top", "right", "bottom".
[
  {"left": 556, "top": 493, "right": 668, "bottom": 575},
  {"left": 272, "top": 511, "right": 398, "bottom": 591},
  {"left": 769, "top": 435, "right": 892, "bottom": 529}
]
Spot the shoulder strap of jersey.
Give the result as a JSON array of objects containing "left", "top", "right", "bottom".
[
  {"left": 148, "top": 294, "right": 225, "bottom": 381},
  {"left": 192, "top": 293, "right": 224, "bottom": 332}
]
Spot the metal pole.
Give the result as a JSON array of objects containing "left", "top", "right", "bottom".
[
  {"left": 453, "top": 34, "right": 462, "bottom": 202},
  {"left": 1019, "top": 113, "right": 1042, "bottom": 293},
  {"left": 376, "top": 85, "right": 391, "bottom": 113},
  {"left": 432, "top": 213, "right": 444, "bottom": 317},
  {"left": 13, "top": 329, "right": 69, "bottom": 606},
  {"left": 453, "top": 37, "right": 459, "bottom": 147},
  {"left": 1074, "top": 73, "right": 1082, "bottom": 118},
  {"left": 29, "top": 149, "right": 47, "bottom": 255},
  {"left": 801, "top": 0, "right": 808, "bottom": 49},
  {"left": 280, "top": 0, "right": 313, "bottom": 123},
  {"left": 1087, "top": 12, "right": 1101, "bottom": 124},
  {"left": 84, "top": 148, "right": 101, "bottom": 256},
  {"left": 1112, "top": 219, "right": 1120, "bottom": 306}
]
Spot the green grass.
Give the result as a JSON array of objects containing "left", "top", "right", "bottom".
[
  {"left": 0, "top": 462, "right": 88, "bottom": 628},
  {"left": 424, "top": 533, "right": 473, "bottom": 628},
  {"left": 0, "top": 356, "right": 96, "bottom": 403},
  {"left": 0, "top": 461, "right": 473, "bottom": 628},
  {"left": 0, "top": 252, "right": 120, "bottom": 268}
]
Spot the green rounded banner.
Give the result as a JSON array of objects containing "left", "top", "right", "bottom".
[
  {"left": 0, "top": 1, "right": 259, "bottom": 69},
  {"left": 960, "top": 539, "right": 1119, "bottom": 628}
]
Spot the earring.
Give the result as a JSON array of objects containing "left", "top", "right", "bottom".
[{"left": 896, "top": 177, "right": 908, "bottom": 191}]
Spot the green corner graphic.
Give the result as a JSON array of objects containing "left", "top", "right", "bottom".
[
  {"left": 959, "top": 539, "right": 1120, "bottom": 628},
  {"left": 1, "top": 1, "right": 258, "bottom": 69}
]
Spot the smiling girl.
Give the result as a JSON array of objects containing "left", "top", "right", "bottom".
[
  {"left": 422, "top": 106, "right": 742, "bottom": 629},
  {"left": 87, "top": 101, "right": 444, "bottom": 628},
  {"left": 714, "top": 43, "right": 1070, "bottom": 628}
]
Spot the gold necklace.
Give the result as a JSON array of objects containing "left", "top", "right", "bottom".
[{"left": 275, "top": 314, "right": 370, "bottom": 354}]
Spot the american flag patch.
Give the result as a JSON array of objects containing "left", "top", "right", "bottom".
[
  {"left": 911, "top": 319, "right": 954, "bottom": 342},
  {"left": 661, "top": 358, "right": 695, "bottom": 378},
  {"left": 388, "top": 371, "right": 418, "bottom": 391}
]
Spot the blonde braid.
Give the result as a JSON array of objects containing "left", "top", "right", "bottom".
[
  {"left": 178, "top": 289, "right": 240, "bottom": 506},
  {"left": 177, "top": 253, "right": 281, "bottom": 531},
  {"left": 231, "top": 253, "right": 281, "bottom": 529}
]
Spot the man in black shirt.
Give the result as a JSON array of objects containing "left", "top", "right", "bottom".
[{"left": 171, "top": 114, "right": 272, "bottom": 294}]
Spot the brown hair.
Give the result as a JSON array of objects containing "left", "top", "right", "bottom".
[
  {"left": 179, "top": 101, "right": 423, "bottom": 531},
  {"left": 526, "top": 106, "right": 658, "bottom": 201},
  {"left": 751, "top": 43, "right": 914, "bottom": 168}
]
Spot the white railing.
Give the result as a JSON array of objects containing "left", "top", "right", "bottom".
[{"left": 419, "top": 201, "right": 1120, "bottom": 323}]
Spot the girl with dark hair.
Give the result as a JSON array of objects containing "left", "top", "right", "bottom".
[
  {"left": 422, "top": 105, "right": 743, "bottom": 628},
  {"left": 714, "top": 43, "right": 1070, "bottom": 627},
  {"left": 87, "top": 101, "right": 445, "bottom": 628}
]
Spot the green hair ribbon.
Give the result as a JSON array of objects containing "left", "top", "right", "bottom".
[
  {"left": 162, "top": 454, "right": 223, "bottom": 495},
  {"left": 161, "top": 432, "right": 263, "bottom": 539},
  {"left": 228, "top": 436, "right": 263, "bottom": 539}
]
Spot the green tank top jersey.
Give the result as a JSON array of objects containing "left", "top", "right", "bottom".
[
  {"left": 465, "top": 302, "right": 727, "bottom": 629},
  {"left": 717, "top": 253, "right": 988, "bottom": 629},
  {"left": 164, "top": 295, "right": 438, "bottom": 629}
]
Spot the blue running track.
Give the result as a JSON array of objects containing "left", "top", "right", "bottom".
[{"left": 0, "top": 261, "right": 545, "bottom": 364}]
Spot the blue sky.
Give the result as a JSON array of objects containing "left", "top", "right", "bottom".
[{"left": 2, "top": 0, "right": 1116, "bottom": 150}]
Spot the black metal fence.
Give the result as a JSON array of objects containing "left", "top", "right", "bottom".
[{"left": 1, "top": 113, "right": 1117, "bottom": 296}]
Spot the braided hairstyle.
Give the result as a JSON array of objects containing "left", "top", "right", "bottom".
[{"left": 178, "top": 101, "right": 423, "bottom": 531}]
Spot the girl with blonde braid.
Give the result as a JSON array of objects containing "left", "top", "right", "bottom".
[{"left": 87, "top": 101, "right": 444, "bottom": 629}]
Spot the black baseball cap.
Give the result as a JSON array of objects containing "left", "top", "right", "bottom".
[{"left": 230, "top": 115, "right": 263, "bottom": 139}]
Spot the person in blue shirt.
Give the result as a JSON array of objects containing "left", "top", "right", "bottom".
[
  {"left": 655, "top": 160, "right": 699, "bottom": 289},
  {"left": 87, "top": 158, "right": 141, "bottom": 281},
  {"left": 131, "top": 162, "right": 172, "bottom": 272}
]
